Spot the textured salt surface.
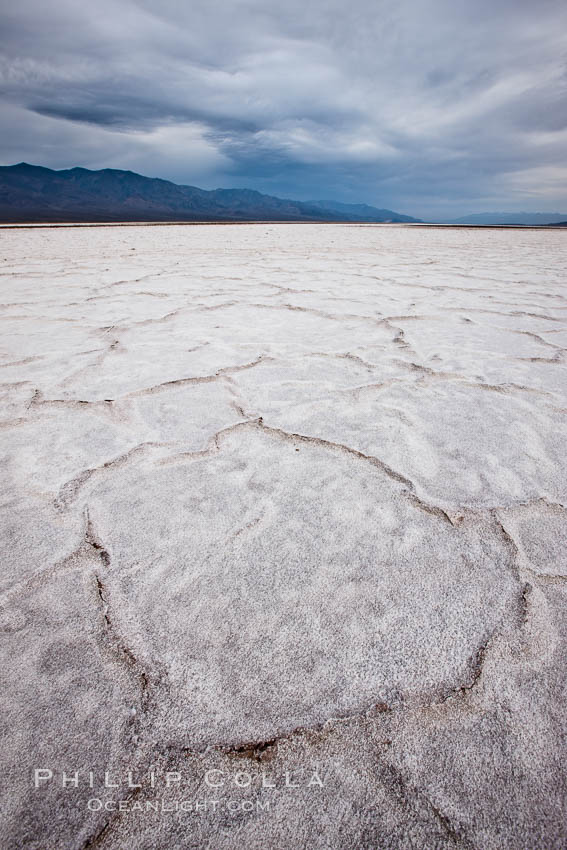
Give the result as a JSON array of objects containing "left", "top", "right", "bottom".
[{"left": 0, "top": 223, "right": 566, "bottom": 849}]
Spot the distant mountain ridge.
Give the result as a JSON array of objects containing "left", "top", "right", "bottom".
[
  {"left": 308, "top": 199, "right": 418, "bottom": 223},
  {"left": 444, "top": 211, "right": 567, "bottom": 226},
  {"left": 0, "top": 163, "right": 420, "bottom": 223}
]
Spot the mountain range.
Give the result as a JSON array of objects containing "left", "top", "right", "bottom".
[
  {"left": 443, "top": 212, "right": 567, "bottom": 226},
  {"left": 1, "top": 164, "right": 565, "bottom": 225},
  {"left": 0, "top": 163, "right": 420, "bottom": 224}
]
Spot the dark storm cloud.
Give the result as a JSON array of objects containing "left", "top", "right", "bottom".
[{"left": 0, "top": 0, "right": 566, "bottom": 216}]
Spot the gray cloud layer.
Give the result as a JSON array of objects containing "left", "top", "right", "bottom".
[{"left": 1, "top": 0, "right": 566, "bottom": 216}]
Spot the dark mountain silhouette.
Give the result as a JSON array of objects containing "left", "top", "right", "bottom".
[
  {"left": 0, "top": 163, "right": 421, "bottom": 223},
  {"left": 308, "top": 199, "right": 418, "bottom": 223}
]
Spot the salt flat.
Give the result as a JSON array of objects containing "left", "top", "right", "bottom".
[{"left": 0, "top": 223, "right": 566, "bottom": 849}]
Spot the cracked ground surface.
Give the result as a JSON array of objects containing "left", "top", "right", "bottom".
[{"left": 0, "top": 222, "right": 566, "bottom": 849}]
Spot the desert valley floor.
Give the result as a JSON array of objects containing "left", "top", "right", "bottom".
[{"left": 0, "top": 223, "right": 566, "bottom": 849}]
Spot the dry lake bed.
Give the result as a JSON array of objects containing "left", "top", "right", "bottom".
[{"left": 1, "top": 223, "right": 566, "bottom": 849}]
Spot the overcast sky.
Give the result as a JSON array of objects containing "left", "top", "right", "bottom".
[{"left": 1, "top": 0, "right": 566, "bottom": 217}]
